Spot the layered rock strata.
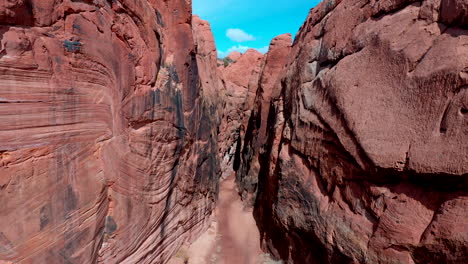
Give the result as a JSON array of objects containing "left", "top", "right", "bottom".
[
  {"left": 1, "top": 0, "right": 467, "bottom": 264},
  {"left": 0, "top": 1, "right": 220, "bottom": 263},
  {"left": 235, "top": 34, "right": 293, "bottom": 204}
]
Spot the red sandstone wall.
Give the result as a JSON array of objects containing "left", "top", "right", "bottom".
[
  {"left": 239, "top": 0, "right": 468, "bottom": 263},
  {"left": 0, "top": 1, "right": 220, "bottom": 263}
]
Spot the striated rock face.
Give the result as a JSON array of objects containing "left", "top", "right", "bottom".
[
  {"left": 0, "top": 1, "right": 220, "bottom": 263},
  {"left": 236, "top": 34, "right": 292, "bottom": 203},
  {"left": 240, "top": 0, "right": 468, "bottom": 263},
  {"left": 217, "top": 49, "right": 264, "bottom": 179}
]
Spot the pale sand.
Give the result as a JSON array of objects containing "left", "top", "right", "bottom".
[{"left": 169, "top": 174, "right": 280, "bottom": 264}]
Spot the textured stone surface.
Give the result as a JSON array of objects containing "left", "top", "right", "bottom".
[
  {"left": 217, "top": 49, "right": 264, "bottom": 179},
  {"left": 0, "top": 1, "right": 220, "bottom": 263},
  {"left": 239, "top": 0, "right": 468, "bottom": 263},
  {"left": 193, "top": 15, "right": 223, "bottom": 108},
  {"left": 236, "top": 34, "right": 292, "bottom": 204},
  {"left": 2, "top": 0, "right": 467, "bottom": 263}
]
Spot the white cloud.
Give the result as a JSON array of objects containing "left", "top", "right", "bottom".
[
  {"left": 226, "top": 28, "right": 256, "bottom": 42},
  {"left": 257, "top": 46, "right": 269, "bottom": 54},
  {"left": 218, "top": 45, "right": 270, "bottom": 58},
  {"left": 218, "top": 45, "right": 249, "bottom": 58}
]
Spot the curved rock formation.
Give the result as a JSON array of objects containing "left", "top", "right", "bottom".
[
  {"left": 226, "top": 51, "right": 242, "bottom": 62},
  {"left": 0, "top": 1, "right": 220, "bottom": 263},
  {"left": 241, "top": 0, "right": 468, "bottom": 263}
]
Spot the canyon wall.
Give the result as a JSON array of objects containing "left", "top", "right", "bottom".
[
  {"left": 236, "top": 33, "right": 292, "bottom": 205},
  {"left": 0, "top": 1, "right": 221, "bottom": 263},
  {"left": 238, "top": 0, "right": 468, "bottom": 263},
  {"left": 1, "top": 0, "right": 467, "bottom": 264},
  {"left": 217, "top": 49, "right": 264, "bottom": 180}
]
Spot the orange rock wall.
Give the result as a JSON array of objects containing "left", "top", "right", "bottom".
[{"left": 0, "top": 1, "right": 220, "bottom": 263}]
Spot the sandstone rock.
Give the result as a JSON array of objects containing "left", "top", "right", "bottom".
[
  {"left": 235, "top": 34, "right": 292, "bottom": 203},
  {"left": 2, "top": 0, "right": 467, "bottom": 263},
  {"left": 192, "top": 15, "right": 224, "bottom": 108},
  {"left": 217, "top": 49, "right": 264, "bottom": 180},
  {"left": 440, "top": 0, "right": 468, "bottom": 27},
  {"left": 240, "top": 0, "right": 468, "bottom": 263},
  {"left": 0, "top": 1, "right": 220, "bottom": 263},
  {"left": 226, "top": 51, "right": 242, "bottom": 61}
]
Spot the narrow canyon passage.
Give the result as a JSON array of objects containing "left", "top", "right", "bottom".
[
  {"left": 169, "top": 174, "right": 277, "bottom": 264},
  {"left": 1, "top": 1, "right": 466, "bottom": 263}
]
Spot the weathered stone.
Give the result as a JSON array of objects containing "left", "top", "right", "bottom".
[
  {"left": 217, "top": 49, "right": 264, "bottom": 180},
  {"left": 1, "top": 1, "right": 467, "bottom": 263},
  {"left": 239, "top": 0, "right": 468, "bottom": 263},
  {"left": 236, "top": 34, "right": 292, "bottom": 204}
]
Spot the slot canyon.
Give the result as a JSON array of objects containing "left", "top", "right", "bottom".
[{"left": 0, "top": 0, "right": 467, "bottom": 263}]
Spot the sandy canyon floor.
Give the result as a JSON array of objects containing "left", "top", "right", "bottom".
[{"left": 168, "top": 174, "right": 281, "bottom": 264}]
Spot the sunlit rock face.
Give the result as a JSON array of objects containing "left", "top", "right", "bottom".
[
  {"left": 217, "top": 49, "right": 264, "bottom": 180},
  {"left": 235, "top": 33, "right": 292, "bottom": 205},
  {"left": 238, "top": 0, "right": 468, "bottom": 263},
  {"left": 0, "top": 1, "right": 221, "bottom": 263},
  {"left": 1, "top": 0, "right": 467, "bottom": 263}
]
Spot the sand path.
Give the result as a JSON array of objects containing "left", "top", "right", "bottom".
[{"left": 169, "top": 174, "right": 278, "bottom": 264}]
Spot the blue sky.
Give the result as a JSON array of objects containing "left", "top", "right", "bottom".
[{"left": 193, "top": 0, "right": 320, "bottom": 58}]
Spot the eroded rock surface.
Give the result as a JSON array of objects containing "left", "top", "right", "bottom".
[
  {"left": 239, "top": 0, "right": 468, "bottom": 263},
  {"left": 1, "top": 0, "right": 467, "bottom": 263},
  {"left": 226, "top": 51, "right": 242, "bottom": 62},
  {"left": 217, "top": 49, "right": 264, "bottom": 179},
  {"left": 0, "top": 1, "right": 220, "bottom": 263},
  {"left": 236, "top": 34, "right": 292, "bottom": 204}
]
